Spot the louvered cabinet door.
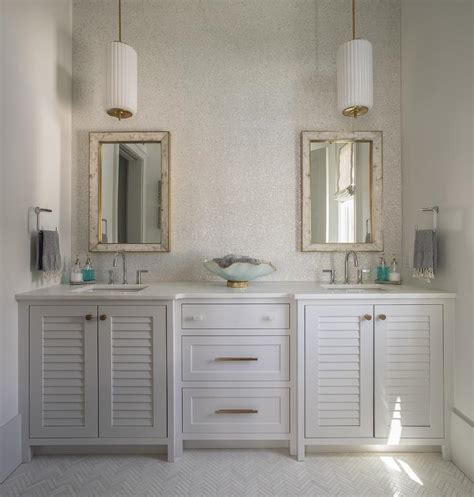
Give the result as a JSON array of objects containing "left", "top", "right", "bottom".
[
  {"left": 374, "top": 305, "right": 444, "bottom": 438},
  {"left": 29, "top": 306, "right": 98, "bottom": 438},
  {"left": 98, "top": 306, "right": 167, "bottom": 438},
  {"left": 305, "top": 305, "right": 374, "bottom": 438}
]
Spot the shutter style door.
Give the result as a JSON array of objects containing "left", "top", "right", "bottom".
[
  {"left": 98, "top": 305, "right": 167, "bottom": 438},
  {"left": 30, "top": 306, "right": 98, "bottom": 438},
  {"left": 374, "top": 305, "right": 444, "bottom": 439},
  {"left": 305, "top": 305, "right": 374, "bottom": 438}
]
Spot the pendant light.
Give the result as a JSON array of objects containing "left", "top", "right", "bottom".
[
  {"left": 105, "top": 0, "right": 137, "bottom": 120},
  {"left": 337, "top": 0, "right": 373, "bottom": 118}
]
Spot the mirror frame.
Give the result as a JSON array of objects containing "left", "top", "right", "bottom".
[
  {"left": 301, "top": 130, "right": 383, "bottom": 252},
  {"left": 89, "top": 131, "right": 170, "bottom": 252}
]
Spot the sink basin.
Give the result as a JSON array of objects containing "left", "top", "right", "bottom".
[
  {"left": 321, "top": 283, "right": 388, "bottom": 292},
  {"left": 322, "top": 284, "right": 385, "bottom": 289},
  {"left": 76, "top": 284, "right": 148, "bottom": 293}
]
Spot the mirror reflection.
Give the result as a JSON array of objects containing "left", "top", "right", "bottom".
[
  {"left": 100, "top": 142, "right": 163, "bottom": 244},
  {"left": 309, "top": 141, "right": 372, "bottom": 244}
]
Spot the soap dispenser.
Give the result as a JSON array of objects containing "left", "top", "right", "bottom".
[
  {"left": 82, "top": 256, "right": 95, "bottom": 282},
  {"left": 389, "top": 255, "right": 401, "bottom": 283},
  {"left": 70, "top": 256, "right": 83, "bottom": 284},
  {"left": 377, "top": 254, "right": 389, "bottom": 281}
]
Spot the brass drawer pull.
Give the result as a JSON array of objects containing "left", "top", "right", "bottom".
[
  {"left": 364, "top": 314, "right": 372, "bottom": 321},
  {"left": 85, "top": 314, "right": 93, "bottom": 321},
  {"left": 379, "top": 314, "right": 387, "bottom": 320},
  {"left": 100, "top": 314, "right": 107, "bottom": 321},
  {"left": 215, "top": 409, "right": 258, "bottom": 414},
  {"left": 215, "top": 357, "right": 258, "bottom": 362}
]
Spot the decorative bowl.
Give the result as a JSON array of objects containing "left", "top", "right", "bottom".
[{"left": 203, "top": 254, "right": 276, "bottom": 288}]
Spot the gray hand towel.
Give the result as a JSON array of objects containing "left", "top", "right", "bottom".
[
  {"left": 413, "top": 229, "right": 437, "bottom": 281},
  {"left": 36, "top": 230, "right": 62, "bottom": 273}
]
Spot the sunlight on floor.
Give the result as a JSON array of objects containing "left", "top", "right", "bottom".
[
  {"left": 380, "top": 456, "right": 424, "bottom": 486},
  {"left": 380, "top": 456, "right": 401, "bottom": 472},
  {"left": 398, "top": 459, "right": 424, "bottom": 485}
]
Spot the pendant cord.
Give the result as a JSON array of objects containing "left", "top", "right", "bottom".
[
  {"left": 118, "top": 0, "right": 122, "bottom": 42},
  {"left": 352, "top": 0, "right": 356, "bottom": 39}
]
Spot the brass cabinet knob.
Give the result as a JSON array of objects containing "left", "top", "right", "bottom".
[
  {"left": 364, "top": 314, "right": 372, "bottom": 321},
  {"left": 85, "top": 314, "right": 93, "bottom": 321},
  {"left": 379, "top": 314, "right": 387, "bottom": 320},
  {"left": 99, "top": 314, "right": 107, "bottom": 321}
]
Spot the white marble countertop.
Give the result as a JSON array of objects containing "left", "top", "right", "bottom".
[{"left": 15, "top": 281, "right": 456, "bottom": 301}]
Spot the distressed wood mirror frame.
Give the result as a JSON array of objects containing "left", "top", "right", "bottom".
[
  {"left": 89, "top": 131, "right": 170, "bottom": 252},
  {"left": 301, "top": 130, "right": 383, "bottom": 252}
]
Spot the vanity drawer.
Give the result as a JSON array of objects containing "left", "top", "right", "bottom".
[
  {"left": 181, "top": 304, "right": 290, "bottom": 329},
  {"left": 182, "top": 388, "right": 289, "bottom": 434},
  {"left": 182, "top": 336, "right": 289, "bottom": 381}
]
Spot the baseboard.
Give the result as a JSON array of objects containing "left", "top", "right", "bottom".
[
  {"left": 305, "top": 445, "right": 441, "bottom": 454},
  {"left": 34, "top": 445, "right": 167, "bottom": 456},
  {"left": 184, "top": 440, "right": 289, "bottom": 449},
  {"left": 451, "top": 409, "right": 474, "bottom": 481},
  {"left": 34, "top": 441, "right": 288, "bottom": 454},
  {"left": 0, "top": 414, "right": 21, "bottom": 483}
]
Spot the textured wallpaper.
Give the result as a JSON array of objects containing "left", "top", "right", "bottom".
[{"left": 72, "top": 0, "right": 401, "bottom": 283}]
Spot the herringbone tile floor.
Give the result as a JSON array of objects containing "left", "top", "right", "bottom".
[{"left": 0, "top": 450, "right": 472, "bottom": 497}]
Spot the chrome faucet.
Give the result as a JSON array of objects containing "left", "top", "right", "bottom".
[
  {"left": 113, "top": 252, "right": 127, "bottom": 285},
  {"left": 344, "top": 251, "right": 359, "bottom": 284}
]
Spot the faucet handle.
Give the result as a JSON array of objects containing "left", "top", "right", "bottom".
[
  {"left": 136, "top": 269, "right": 149, "bottom": 284},
  {"left": 357, "top": 268, "right": 371, "bottom": 284},
  {"left": 322, "top": 269, "right": 335, "bottom": 284}
]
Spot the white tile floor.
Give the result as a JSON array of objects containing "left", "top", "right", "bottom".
[{"left": 0, "top": 450, "right": 472, "bottom": 497}]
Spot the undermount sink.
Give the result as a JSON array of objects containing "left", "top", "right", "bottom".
[
  {"left": 321, "top": 283, "right": 388, "bottom": 292},
  {"left": 76, "top": 284, "right": 148, "bottom": 293}
]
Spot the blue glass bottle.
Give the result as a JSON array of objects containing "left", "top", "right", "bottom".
[
  {"left": 377, "top": 255, "right": 388, "bottom": 281},
  {"left": 82, "top": 256, "right": 95, "bottom": 282}
]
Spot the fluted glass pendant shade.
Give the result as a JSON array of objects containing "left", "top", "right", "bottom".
[
  {"left": 337, "top": 38, "right": 373, "bottom": 118},
  {"left": 105, "top": 41, "right": 137, "bottom": 119}
]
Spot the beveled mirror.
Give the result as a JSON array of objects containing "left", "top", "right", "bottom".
[
  {"left": 89, "top": 131, "right": 169, "bottom": 252},
  {"left": 301, "top": 131, "right": 383, "bottom": 251}
]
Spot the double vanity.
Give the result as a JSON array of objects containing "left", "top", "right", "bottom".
[
  {"left": 16, "top": 281, "right": 455, "bottom": 462},
  {"left": 16, "top": 129, "right": 454, "bottom": 462}
]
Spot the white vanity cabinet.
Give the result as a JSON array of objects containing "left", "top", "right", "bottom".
[
  {"left": 17, "top": 283, "right": 454, "bottom": 463},
  {"left": 98, "top": 305, "right": 167, "bottom": 438},
  {"left": 299, "top": 299, "right": 452, "bottom": 460},
  {"left": 176, "top": 300, "right": 294, "bottom": 454},
  {"left": 304, "top": 305, "right": 374, "bottom": 438},
  {"left": 374, "top": 304, "right": 444, "bottom": 439},
  {"left": 30, "top": 305, "right": 99, "bottom": 438},
  {"left": 20, "top": 301, "right": 172, "bottom": 461}
]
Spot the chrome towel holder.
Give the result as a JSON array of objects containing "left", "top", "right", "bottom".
[
  {"left": 421, "top": 206, "right": 439, "bottom": 232},
  {"left": 34, "top": 206, "right": 53, "bottom": 232}
]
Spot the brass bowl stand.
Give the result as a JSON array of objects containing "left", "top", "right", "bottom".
[{"left": 227, "top": 281, "right": 248, "bottom": 288}]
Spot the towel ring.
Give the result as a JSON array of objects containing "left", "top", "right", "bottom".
[
  {"left": 34, "top": 206, "right": 53, "bottom": 232},
  {"left": 417, "top": 206, "right": 439, "bottom": 232}
]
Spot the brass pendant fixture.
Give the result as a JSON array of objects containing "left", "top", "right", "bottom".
[
  {"left": 105, "top": 0, "right": 138, "bottom": 120},
  {"left": 337, "top": 0, "right": 373, "bottom": 118}
]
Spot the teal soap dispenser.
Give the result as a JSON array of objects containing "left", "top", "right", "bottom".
[
  {"left": 377, "top": 254, "right": 389, "bottom": 281},
  {"left": 82, "top": 256, "right": 95, "bottom": 282}
]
